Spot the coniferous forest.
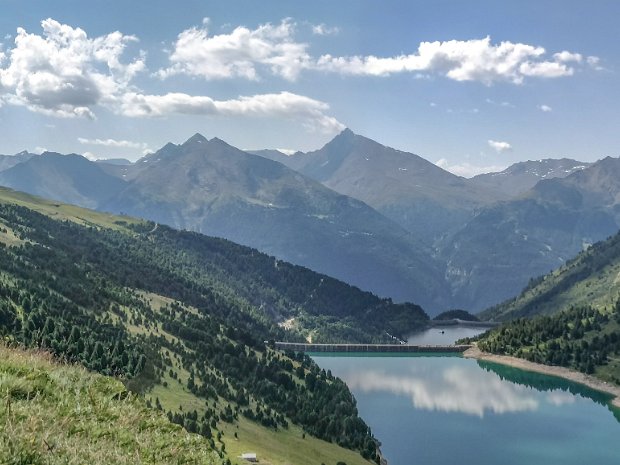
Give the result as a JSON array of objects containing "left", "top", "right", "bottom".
[
  {"left": 0, "top": 192, "right": 415, "bottom": 462},
  {"left": 473, "top": 302, "right": 620, "bottom": 384}
]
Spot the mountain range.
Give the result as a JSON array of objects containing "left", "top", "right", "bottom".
[
  {"left": 442, "top": 156, "right": 620, "bottom": 310},
  {"left": 0, "top": 151, "right": 125, "bottom": 209},
  {"left": 0, "top": 134, "right": 449, "bottom": 313},
  {"left": 469, "top": 158, "right": 591, "bottom": 197},
  {"left": 254, "top": 130, "right": 618, "bottom": 311},
  {"left": 480, "top": 207, "right": 620, "bottom": 322},
  {"left": 252, "top": 128, "right": 500, "bottom": 244},
  {"left": 0, "top": 150, "right": 36, "bottom": 172},
  {"left": 0, "top": 129, "right": 617, "bottom": 315}
]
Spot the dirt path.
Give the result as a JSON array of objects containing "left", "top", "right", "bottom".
[{"left": 464, "top": 346, "right": 620, "bottom": 408}]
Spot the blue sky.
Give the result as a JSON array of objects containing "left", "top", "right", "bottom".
[{"left": 0, "top": 0, "right": 618, "bottom": 175}]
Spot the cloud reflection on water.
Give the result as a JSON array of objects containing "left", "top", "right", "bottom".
[
  {"left": 545, "top": 391, "right": 577, "bottom": 406},
  {"left": 341, "top": 365, "right": 574, "bottom": 417}
]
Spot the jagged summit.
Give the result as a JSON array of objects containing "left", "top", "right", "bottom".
[
  {"left": 99, "top": 132, "right": 450, "bottom": 312},
  {"left": 207, "top": 136, "right": 233, "bottom": 148},
  {"left": 0, "top": 150, "right": 36, "bottom": 173},
  {"left": 138, "top": 134, "right": 235, "bottom": 165},
  {"left": 321, "top": 128, "right": 373, "bottom": 153},
  {"left": 137, "top": 142, "right": 180, "bottom": 164},
  {"left": 184, "top": 133, "right": 208, "bottom": 144},
  {"left": 335, "top": 127, "right": 355, "bottom": 138},
  {"left": 470, "top": 158, "right": 590, "bottom": 197},
  {"left": 160, "top": 142, "right": 178, "bottom": 151},
  {"left": 263, "top": 128, "right": 498, "bottom": 244}
]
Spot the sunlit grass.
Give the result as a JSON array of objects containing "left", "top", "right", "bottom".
[
  {"left": 0, "top": 186, "right": 144, "bottom": 232},
  {"left": 220, "top": 415, "right": 373, "bottom": 465},
  {"left": 0, "top": 344, "right": 219, "bottom": 465}
]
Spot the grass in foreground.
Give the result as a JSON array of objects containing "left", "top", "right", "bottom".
[
  {"left": 0, "top": 344, "right": 218, "bottom": 465},
  {"left": 147, "top": 365, "right": 374, "bottom": 465},
  {"left": 220, "top": 417, "right": 374, "bottom": 465}
]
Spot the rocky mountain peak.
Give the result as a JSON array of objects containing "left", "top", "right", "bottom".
[{"left": 182, "top": 133, "right": 208, "bottom": 146}]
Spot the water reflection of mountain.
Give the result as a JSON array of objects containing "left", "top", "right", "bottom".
[{"left": 478, "top": 360, "right": 620, "bottom": 422}]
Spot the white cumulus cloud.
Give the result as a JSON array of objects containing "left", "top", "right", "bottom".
[
  {"left": 315, "top": 36, "right": 580, "bottom": 84},
  {"left": 78, "top": 137, "right": 149, "bottom": 150},
  {"left": 119, "top": 91, "right": 344, "bottom": 133},
  {"left": 518, "top": 60, "right": 573, "bottom": 78},
  {"left": 553, "top": 51, "right": 582, "bottom": 63},
  {"left": 157, "top": 18, "right": 311, "bottom": 81},
  {"left": 488, "top": 139, "right": 513, "bottom": 153},
  {"left": 538, "top": 104, "right": 553, "bottom": 112},
  {"left": 0, "top": 18, "right": 145, "bottom": 118},
  {"left": 311, "top": 23, "right": 339, "bottom": 36},
  {"left": 158, "top": 19, "right": 591, "bottom": 86},
  {"left": 0, "top": 19, "right": 342, "bottom": 133}
]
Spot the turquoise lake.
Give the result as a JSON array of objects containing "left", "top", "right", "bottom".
[
  {"left": 406, "top": 325, "right": 487, "bottom": 345},
  {"left": 312, "top": 329, "right": 620, "bottom": 465}
]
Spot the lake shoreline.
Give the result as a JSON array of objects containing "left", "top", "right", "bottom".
[
  {"left": 426, "top": 319, "right": 499, "bottom": 329},
  {"left": 464, "top": 346, "right": 620, "bottom": 408}
]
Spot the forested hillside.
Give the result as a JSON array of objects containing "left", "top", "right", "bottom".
[
  {"left": 0, "top": 187, "right": 411, "bottom": 464},
  {"left": 475, "top": 303, "right": 620, "bottom": 385},
  {"left": 473, "top": 229, "right": 620, "bottom": 387},
  {"left": 437, "top": 156, "right": 620, "bottom": 312},
  {"left": 481, "top": 229, "right": 620, "bottom": 321}
]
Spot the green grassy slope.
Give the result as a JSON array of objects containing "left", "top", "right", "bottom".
[
  {"left": 0, "top": 344, "right": 218, "bottom": 465},
  {"left": 0, "top": 187, "right": 383, "bottom": 464},
  {"left": 480, "top": 230, "right": 620, "bottom": 321},
  {"left": 0, "top": 186, "right": 144, "bottom": 231},
  {"left": 472, "top": 231, "right": 620, "bottom": 386},
  {"left": 0, "top": 333, "right": 371, "bottom": 465}
]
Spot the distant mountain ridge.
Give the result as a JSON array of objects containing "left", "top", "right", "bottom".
[
  {"left": 0, "top": 134, "right": 451, "bottom": 313},
  {"left": 442, "top": 156, "right": 620, "bottom": 311},
  {"left": 479, "top": 227, "right": 620, "bottom": 321},
  {"left": 0, "top": 152, "right": 125, "bottom": 209},
  {"left": 253, "top": 130, "right": 619, "bottom": 312},
  {"left": 0, "top": 151, "right": 37, "bottom": 172},
  {"left": 104, "top": 134, "right": 451, "bottom": 312},
  {"left": 0, "top": 130, "right": 617, "bottom": 315},
  {"left": 257, "top": 129, "right": 502, "bottom": 243},
  {"left": 470, "top": 158, "right": 591, "bottom": 197}
]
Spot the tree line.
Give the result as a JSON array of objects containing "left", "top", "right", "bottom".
[{"left": 0, "top": 202, "right": 384, "bottom": 461}]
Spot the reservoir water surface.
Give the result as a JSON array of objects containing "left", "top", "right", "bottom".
[{"left": 312, "top": 328, "right": 620, "bottom": 465}]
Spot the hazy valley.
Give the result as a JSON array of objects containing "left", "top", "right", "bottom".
[{"left": 2, "top": 130, "right": 618, "bottom": 314}]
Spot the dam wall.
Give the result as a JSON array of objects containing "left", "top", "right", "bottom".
[{"left": 274, "top": 342, "right": 471, "bottom": 353}]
